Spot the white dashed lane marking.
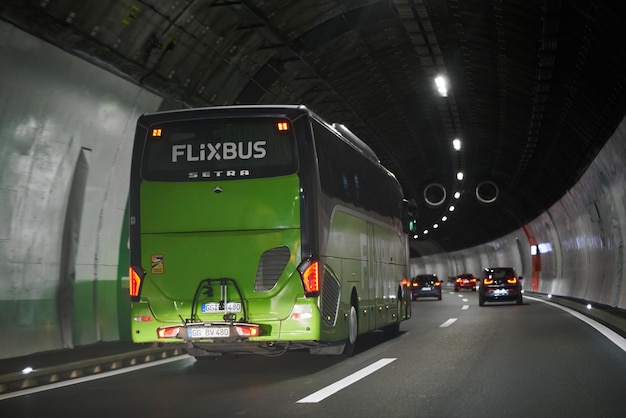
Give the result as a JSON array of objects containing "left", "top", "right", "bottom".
[{"left": 440, "top": 318, "right": 458, "bottom": 327}]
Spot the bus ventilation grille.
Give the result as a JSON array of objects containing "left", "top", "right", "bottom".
[
  {"left": 254, "top": 246, "right": 290, "bottom": 291},
  {"left": 320, "top": 271, "right": 340, "bottom": 326}
]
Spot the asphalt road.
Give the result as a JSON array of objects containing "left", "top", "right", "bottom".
[{"left": 2, "top": 290, "right": 626, "bottom": 418}]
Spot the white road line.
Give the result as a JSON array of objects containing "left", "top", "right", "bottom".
[
  {"left": 462, "top": 299, "right": 468, "bottom": 302},
  {"left": 296, "top": 358, "right": 396, "bottom": 403},
  {"left": 440, "top": 318, "right": 458, "bottom": 327},
  {"left": 462, "top": 305, "right": 469, "bottom": 310},
  {"left": 526, "top": 296, "right": 626, "bottom": 353}
]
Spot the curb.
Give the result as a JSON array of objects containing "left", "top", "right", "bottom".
[{"left": 0, "top": 346, "right": 186, "bottom": 395}]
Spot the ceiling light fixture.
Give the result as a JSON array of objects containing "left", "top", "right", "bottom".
[
  {"left": 456, "top": 172, "right": 464, "bottom": 180},
  {"left": 453, "top": 138, "right": 461, "bottom": 150},
  {"left": 434, "top": 75, "right": 448, "bottom": 97}
]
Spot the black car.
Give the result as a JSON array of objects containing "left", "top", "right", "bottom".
[
  {"left": 411, "top": 274, "right": 442, "bottom": 300},
  {"left": 478, "top": 267, "right": 523, "bottom": 306},
  {"left": 454, "top": 273, "right": 477, "bottom": 291}
]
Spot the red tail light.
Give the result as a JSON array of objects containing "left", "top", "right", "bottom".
[
  {"left": 484, "top": 278, "right": 494, "bottom": 285},
  {"left": 507, "top": 277, "right": 518, "bottom": 284},
  {"left": 157, "top": 326, "right": 181, "bottom": 339},
  {"left": 456, "top": 278, "right": 461, "bottom": 283},
  {"left": 297, "top": 258, "right": 321, "bottom": 297},
  {"left": 235, "top": 325, "right": 260, "bottom": 337},
  {"left": 435, "top": 281, "right": 441, "bottom": 287},
  {"left": 129, "top": 266, "right": 144, "bottom": 299}
]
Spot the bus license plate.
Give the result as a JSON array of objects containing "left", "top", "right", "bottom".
[
  {"left": 188, "top": 327, "right": 230, "bottom": 339},
  {"left": 202, "top": 302, "right": 242, "bottom": 313}
]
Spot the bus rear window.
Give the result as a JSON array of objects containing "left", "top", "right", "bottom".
[{"left": 141, "top": 117, "right": 297, "bottom": 181}]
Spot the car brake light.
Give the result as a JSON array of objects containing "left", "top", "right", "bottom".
[
  {"left": 484, "top": 278, "right": 494, "bottom": 285},
  {"left": 507, "top": 277, "right": 518, "bottom": 284},
  {"left": 435, "top": 281, "right": 441, "bottom": 287},
  {"left": 297, "top": 258, "right": 321, "bottom": 297},
  {"left": 412, "top": 282, "right": 418, "bottom": 287},
  {"left": 157, "top": 326, "right": 181, "bottom": 339},
  {"left": 456, "top": 278, "right": 461, "bottom": 283}
]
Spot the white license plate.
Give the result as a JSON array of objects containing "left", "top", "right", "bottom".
[
  {"left": 187, "top": 327, "right": 230, "bottom": 339},
  {"left": 202, "top": 302, "right": 242, "bottom": 313},
  {"left": 422, "top": 286, "right": 432, "bottom": 291},
  {"left": 494, "top": 289, "right": 509, "bottom": 296}
]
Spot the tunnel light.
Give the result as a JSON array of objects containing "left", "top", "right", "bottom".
[
  {"left": 448, "top": 205, "right": 455, "bottom": 212},
  {"left": 454, "top": 191, "right": 461, "bottom": 199},
  {"left": 456, "top": 172, "right": 464, "bottom": 180},
  {"left": 423, "top": 229, "right": 429, "bottom": 235},
  {"left": 413, "top": 234, "right": 418, "bottom": 239},
  {"left": 453, "top": 138, "right": 461, "bottom": 150},
  {"left": 22, "top": 366, "right": 34, "bottom": 375},
  {"left": 548, "top": 294, "right": 552, "bottom": 298},
  {"left": 586, "top": 303, "right": 592, "bottom": 310},
  {"left": 441, "top": 216, "right": 448, "bottom": 221},
  {"left": 433, "top": 223, "right": 439, "bottom": 229},
  {"left": 434, "top": 75, "right": 448, "bottom": 97}
]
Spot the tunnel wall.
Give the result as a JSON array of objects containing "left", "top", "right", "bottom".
[
  {"left": 412, "top": 116, "right": 626, "bottom": 310},
  {"left": 1, "top": 20, "right": 626, "bottom": 361},
  {"left": 0, "top": 22, "right": 162, "bottom": 359}
]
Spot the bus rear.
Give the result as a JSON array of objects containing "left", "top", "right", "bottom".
[{"left": 129, "top": 107, "right": 319, "bottom": 356}]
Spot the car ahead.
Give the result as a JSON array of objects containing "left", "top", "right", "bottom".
[
  {"left": 454, "top": 273, "right": 477, "bottom": 291},
  {"left": 478, "top": 267, "right": 523, "bottom": 306},
  {"left": 411, "top": 274, "right": 442, "bottom": 300}
]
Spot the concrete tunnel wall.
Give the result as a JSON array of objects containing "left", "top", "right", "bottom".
[
  {"left": 412, "top": 118, "right": 626, "bottom": 310},
  {"left": 0, "top": 22, "right": 163, "bottom": 359},
  {"left": 1, "top": 21, "right": 625, "bottom": 360}
]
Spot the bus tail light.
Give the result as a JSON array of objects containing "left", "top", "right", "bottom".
[
  {"left": 129, "top": 266, "right": 145, "bottom": 300},
  {"left": 235, "top": 324, "right": 260, "bottom": 337},
  {"left": 157, "top": 326, "right": 181, "bottom": 339},
  {"left": 297, "top": 258, "right": 321, "bottom": 297}
]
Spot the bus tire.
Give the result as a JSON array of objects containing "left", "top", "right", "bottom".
[{"left": 343, "top": 303, "right": 358, "bottom": 356}]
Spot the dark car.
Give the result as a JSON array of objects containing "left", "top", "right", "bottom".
[
  {"left": 411, "top": 274, "right": 442, "bottom": 300},
  {"left": 478, "top": 267, "right": 523, "bottom": 306},
  {"left": 454, "top": 273, "right": 477, "bottom": 291}
]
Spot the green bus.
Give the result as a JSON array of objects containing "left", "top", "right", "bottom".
[{"left": 129, "top": 105, "right": 413, "bottom": 357}]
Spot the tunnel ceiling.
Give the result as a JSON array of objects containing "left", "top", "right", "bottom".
[{"left": 3, "top": 0, "right": 626, "bottom": 256}]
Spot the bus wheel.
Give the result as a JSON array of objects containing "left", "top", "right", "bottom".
[{"left": 343, "top": 304, "right": 358, "bottom": 356}]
